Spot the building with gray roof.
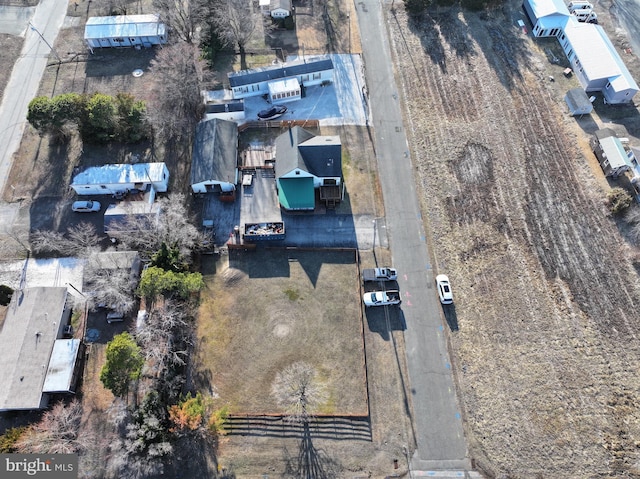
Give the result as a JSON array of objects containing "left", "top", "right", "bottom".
[
  {"left": 275, "top": 127, "right": 343, "bottom": 210},
  {"left": 191, "top": 119, "right": 239, "bottom": 194},
  {"left": 0, "top": 287, "right": 77, "bottom": 411}
]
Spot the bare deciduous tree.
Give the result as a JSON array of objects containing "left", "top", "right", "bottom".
[
  {"left": 107, "top": 194, "right": 202, "bottom": 261},
  {"left": 85, "top": 267, "right": 138, "bottom": 313},
  {"left": 16, "top": 400, "right": 90, "bottom": 454},
  {"left": 31, "top": 223, "right": 101, "bottom": 258},
  {"left": 136, "top": 302, "right": 192, "bottom": 378},
  {"left": 147, "top": 42, "right": 208, "bottom": 141},
  {"left": 210, "top": 0, "right": 260, "bottom": 66},
  {"left": 153, "top": 0, "right": 201, "bottom": 43},
  {"left": 272, "top": 362, "right": 327, "bottom": 423}
]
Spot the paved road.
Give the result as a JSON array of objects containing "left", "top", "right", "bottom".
[
  {"left": 613, "top": 0, "right": 640, "bottom": 56},
  {"left": 355, "top": 0, "right": 478, "bottom": 474},
  {"left": 0, "top": 0, "right": 69, "bottom": 197}
]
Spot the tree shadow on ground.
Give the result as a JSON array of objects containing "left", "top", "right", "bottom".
[
  {"left": 402, "top": 4, "right": 531, "bottom": 91},
  {"left": 283, "top": 420, "right": 342, "bottom": 478},
  {"left": 163, "top": 434, "right": 219, "bottom": 479}
]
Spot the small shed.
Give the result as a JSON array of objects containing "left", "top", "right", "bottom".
[
  {"left": 84, "top": 14, "right": 167, "bottom": 50},
  {"left": 564, "top": 87, "right": 593, "bottom": 116},
  {"left": 269, "top": 0, "right": 292, "bottom": 18},
  {"left": 268, "top": 77, "right": 301, "bottom": 103},
  {"left": 191, "top": 119, "right": 239, "bottom": 195},
  {"left": 591, "top": 128, "right": 633, "bottom": 177},
  {"left": 71, "top": 162, "right": 169, "bottom": 197}
]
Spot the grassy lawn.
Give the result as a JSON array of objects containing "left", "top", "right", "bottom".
[{"left": 194, "top": 248, "right": 368, "bottom": 415}]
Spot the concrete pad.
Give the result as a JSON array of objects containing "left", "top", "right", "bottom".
[{"left": 0, "top": 6, "right": 35, "bottom": 36}]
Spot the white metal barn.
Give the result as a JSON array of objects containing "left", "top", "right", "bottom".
[
  {"left": 522, "top": 0, "right": 569, "bottom": 37},
  {"left": 84, "top": 14, "right": 167, "bottom": 50},
  {"left": 558, "top": 19, "right": 639, "bottom": 104},
  {"left": 71, "top": 162, "right": 169, "bottom": 197}
]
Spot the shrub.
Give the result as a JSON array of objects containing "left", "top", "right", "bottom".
[
  {"left": 0, "top": 427, "right": 26, "bottom": 452},
  {"left": 607, "top": 187, "right": 633, "bottom": 215},
  {"left": 0, "top": 284, "right": 14, "bottom": 305},
  {"left": 100, "top": 332, "right": 144, "bottom": 397}
]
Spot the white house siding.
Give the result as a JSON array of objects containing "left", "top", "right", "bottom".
[
  {"left": 559, "top": 20, "right": 638, "bottom": 102},
  {"left": 523, "top": 0, "right": 569, "bottom": 37},
  {"left": 229, "top": 58, "right": 334, "bottom": 100},
  {"left": 71, "top": 162, "right": 169, "bottom": 196},
  {"left": 268, "top": 78, "right": 301, "bottom": 103},
  {"left": 270, "top": 8, "right": 290, "bottom": 18},
  {"left": 84, "top": 14, "right": 167, "bottom": 50}
]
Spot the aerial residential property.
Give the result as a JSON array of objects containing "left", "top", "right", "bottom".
[
  {"left": 0, "top": 287, "right": 80, "bottom": 412},
  {"left": 84, "top": 14, "right": 167, "bottom": 51}
]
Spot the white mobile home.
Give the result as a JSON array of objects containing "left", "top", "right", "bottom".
[
  {"left": 228, "top": 57, "right": 333, "bottom": 100},
  {"left": 523, "top": 0, "right": 570, "bottom": 37},
  {"left": 71, "top": 162, "right": 169, "bottom": 196},
  {"left": 84, "top": 14, "right": 167, "bottom": 50},
  {"left": 558, "top": 19, "right": 638, "bottom": 103}
]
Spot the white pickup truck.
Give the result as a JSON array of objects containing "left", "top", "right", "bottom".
[
  {"left": 363, "top": 290, "right": 401, "bottom": 307},
  {"left": 362, "top": 267, "right": 398, "bottom": 282}
]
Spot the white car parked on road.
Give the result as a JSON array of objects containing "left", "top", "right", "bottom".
[{"left": 436, "top": 274, "right": 453, "bottom": 304}]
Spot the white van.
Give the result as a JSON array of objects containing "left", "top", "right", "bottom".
[{"left": 568, "top": 1, "right": 593, "bottom": 12}]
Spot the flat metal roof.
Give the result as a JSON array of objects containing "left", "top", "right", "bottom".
[
  {"left": 43, "top": 339, "right": 81, "bottom": 393},
  {"left": 72, "top": 162, "right": 167, "bottom": 186},
  {"left": 84, "top": 14, "right": 165, "bottom": 39}
]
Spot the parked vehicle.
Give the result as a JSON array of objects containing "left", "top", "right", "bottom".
[
  {"left": 572, "top": 9, "right": 597, "bottom": 23},
  {"left": 362, "top": 267, "right": 398, "bottom": 282},
  {"left": 363, "top": 290, "right": 401, "bottom": 307},
  {"left": 257, "top": 105, "right": 287, "bottom": 121},
  {"left": 72, "top": 200, "right": 101, "bottom": 212},
  {"left": 436, "top": 274, "right": 453, "bottom": 305},
  {"left": 568, "top": 1, "right": 593, "bottom": 12},
  {"left": 106, "top": 311, "right": 125, "bottom": 323}
]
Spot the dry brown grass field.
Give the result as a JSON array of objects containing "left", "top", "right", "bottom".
[
  {"left": 388, "top": 0, "right": 640, "bottom": 476},
  {"left": 195, "top": 248, "right": 367, "bottom": 415}
]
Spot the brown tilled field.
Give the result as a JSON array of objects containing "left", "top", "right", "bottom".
[{"left": 388, "top": 1, "right": 640, "bottom": 477}]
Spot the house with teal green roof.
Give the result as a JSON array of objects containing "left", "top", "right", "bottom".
[{"left": 275, "top": 127, "right": 343, "bottom": 211}]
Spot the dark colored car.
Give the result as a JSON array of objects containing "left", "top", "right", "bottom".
[{"left": 257, "top": 105, "right": 288, "bottom": 121}]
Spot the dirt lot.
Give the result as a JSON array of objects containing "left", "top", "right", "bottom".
[
  {"left": 195, "top": 249, "right": 367, "bottom": 415},
  {"left": 387, "top": 1, "right": 640, "bottom": 477},
  {"left": 194, "top": 248, "right": 411, "bottom": 477}
]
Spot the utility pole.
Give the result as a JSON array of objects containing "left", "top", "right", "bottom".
[{"left": 28, "top": 21, "right": 61, "bottom": 63}]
